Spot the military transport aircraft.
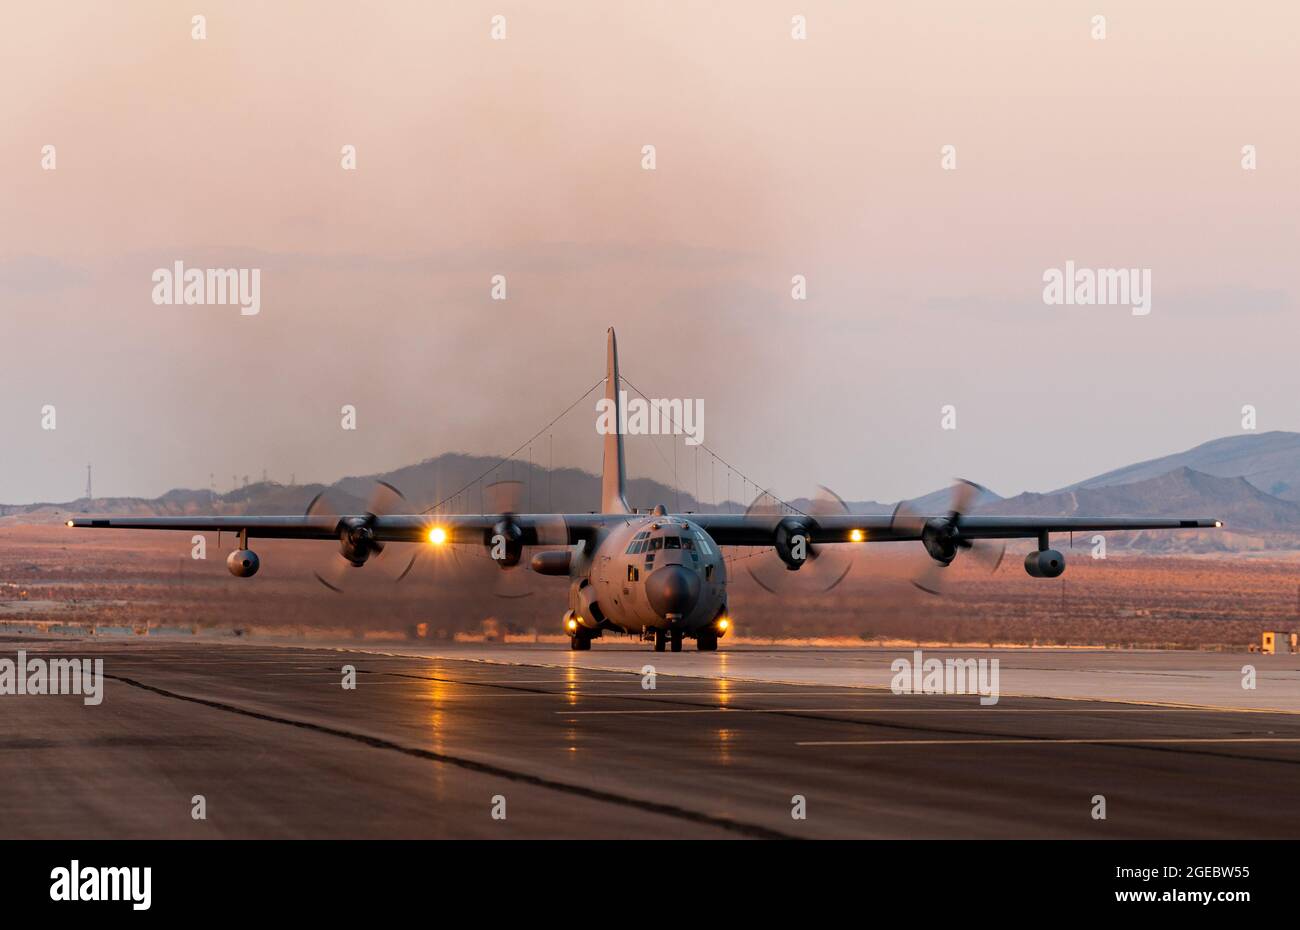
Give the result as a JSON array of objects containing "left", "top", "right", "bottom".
[{"left": 70, "top": 329, "right": 1222, "bottom": 652}]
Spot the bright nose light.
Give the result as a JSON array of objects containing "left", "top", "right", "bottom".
[
  {"left": 565, "top": 617, "right": 578, "bottom": 632},
  {"left": 717, "top": 617, "right": 730, "bottom": 632},
  {"left": 849, "top": 528, "right": 864, "bottom": 542},
  {"left": 427, "top": 526, "right": 447, "bottom": 545}
]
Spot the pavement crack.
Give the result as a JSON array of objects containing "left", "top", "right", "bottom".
[{"left": 102, "top": 672, "right": 797, "bottom": 841}]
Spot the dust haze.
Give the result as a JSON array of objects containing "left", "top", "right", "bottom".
[{"left": 2, "top": 1, "right": 1297, "bottom": 506}]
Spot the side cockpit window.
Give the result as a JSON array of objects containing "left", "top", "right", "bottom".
[{"left": 664, "top": 536, "right": 681, "bottom": 549}]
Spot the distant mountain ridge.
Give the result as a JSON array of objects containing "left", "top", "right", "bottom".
[
  {"left": 9, "top": 433, "right": 1300, "bottom": 545},
  {"left": 1, "top": 454, "right": 733, "bottom": 522},
  {"left": 1060, "top": 430, "right": 1300, "bottom": 501},
  {"left": 987, "top": 466, "right": 1300, "bottom": 532}
]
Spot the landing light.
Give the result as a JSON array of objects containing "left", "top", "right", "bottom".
[
  {"left": 1214, "top": 521, "right": 1223, "bottom": 528},
  {"left": 427, "top": 526, "right": 447, "bottom": 545},
  {"left": 65, "top": 520, "right": 74, "bottom": 528},
  {"left": 717, "top": 617, "right": 730, "bottom": 632},
  {"left": 565, "top": 617, "right": 578, "bottom": 633},
  {"left": 849, "top": 529, "right": 864, "bottom": 542}
]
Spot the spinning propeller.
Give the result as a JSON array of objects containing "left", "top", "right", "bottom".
[
  {"left": 743, "top": 486, "right": 856, "bottom": 595},
  {"left": 307, "top": 480, "right": 420, "bottom": 593},
  {"left": 481, "top": 480, "right": 569, "bottom": 599},
  {"left": 889, "top": 479, "right": 1005, "bottom": 595}
]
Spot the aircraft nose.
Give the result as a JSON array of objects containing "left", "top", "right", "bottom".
[{"left": 645, "top": 564, "right": 701, "bottom": 618}]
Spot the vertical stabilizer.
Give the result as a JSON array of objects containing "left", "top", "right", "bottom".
[{"left": 601, "top": 328, "right": 631, "bottom": 514}]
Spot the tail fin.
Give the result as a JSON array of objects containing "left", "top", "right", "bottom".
[{"left": 601, "top": 328, "right": 631, "bottom": 514}]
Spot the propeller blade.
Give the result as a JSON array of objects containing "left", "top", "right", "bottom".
[
  {"left": 967, "top": 538, "right": 1006, "bottom": 573},
  {"left": 481, "top": 480, "right": 534, "bottom": 597},
  {"left": 950, "top": 478, "right": 984, "bottom": 517},
  {"left": 889, "top": 500, "right": 928, "bottom": 537},
  {"left": 912, "top": 559, "right": 947, "bottom": 596},
  {"left": 314, "top": 553, "right": 357, "bottom": 594},
  {"left": 365, "top": 479, "right": 407, "bottom": 518},
  {"left": 307, "top": 481, "right": 415, "bottom": 592},
  {"left": 394, "top": 549, "right": 421, "bottom": 583},
  {"left": 901, "top": 479, "right": 1001, "bottom": 596},
  {"left": 743, "top": 486, "right": 856, "bottom": 596}
]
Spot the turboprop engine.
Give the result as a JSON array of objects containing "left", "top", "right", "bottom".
[{"left": 487, "top": 518, "right": 523, "bottom": 568}]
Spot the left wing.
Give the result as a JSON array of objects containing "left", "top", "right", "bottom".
[{"left": 689, "top": 513, "right": 1222, "bottom": 546}]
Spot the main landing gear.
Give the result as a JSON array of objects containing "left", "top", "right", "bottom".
[
  {"left": 651, "top": 625, "right": 715, "bottom": 652},
  {"left": 654, "top": 623, "right": 684, "bottom": 652}
]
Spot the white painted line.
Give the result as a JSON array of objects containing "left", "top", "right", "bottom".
[
  {"left": 555, "top": 707, "right": 1252, "bottom": 716},
  {"left": 796, "top": 737, "right": 1300, "bottom": 747}
]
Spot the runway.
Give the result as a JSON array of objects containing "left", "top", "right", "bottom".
[{"left": 3, "top": 637, "right": 1299, "bottom": 839}]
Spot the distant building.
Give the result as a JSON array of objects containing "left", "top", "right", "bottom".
[{"left": 1261, "top": 631, "right": 1298, "bottom": 655}]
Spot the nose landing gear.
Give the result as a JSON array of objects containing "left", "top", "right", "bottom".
[
  {"left": 564, "top": 611, "right": 595, "bottom": 650},
  {"left": 570, "top": 630, "right": 592, "bottom": 651}
]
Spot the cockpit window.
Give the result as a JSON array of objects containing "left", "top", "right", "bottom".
[
  {"left": 681, "top": 537, "right": 694, "bottom": 550},
  {"left": 663, "top": 536, "right": 681, "bottom": 549},
  {"left": 650, "top": 537, "right": 663, "bottom": 551}
]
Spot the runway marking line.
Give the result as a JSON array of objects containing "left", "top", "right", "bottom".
[
  {"left": 796, "top": 736, "right": 1300, "bottom": 747},
  {"left": 556, "top": 707, "right": 1280, "bottom": 716}
]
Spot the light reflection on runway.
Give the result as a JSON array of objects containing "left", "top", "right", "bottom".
[{"left": 4, "top": 639, "right": 1300, "bottom": 839}]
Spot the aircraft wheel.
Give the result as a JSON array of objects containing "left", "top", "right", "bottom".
[
  {"left": 653, "top": 630, "right": 666, "bottom": 652},
  {"left": 570, "top": 633, "right": 591, "bottom": 651},
  {"left": 697, "top": 633, "right": 718, "bottom": 652},
  {"left": 670, "top": 629, "right": 683, "bottom": 652}
]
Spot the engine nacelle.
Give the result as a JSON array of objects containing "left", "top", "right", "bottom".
[
  {"left": 921, "top": 523, "right": 958, "bottom": 564},
  {"left": 1024, "top": 548, "right": 1065, "bottom": 578},
  {"left": 774, "top": 518, "right": 813, "bottom": 570},
  {"left": 227, "top": 548, "right": 260, "bottom": 578},
  {"left": 488, "top": 519, "right": 523, "bottom": 568},
  {"left": 338, "top": 519, "right": 382, "bottom": 566},
  {"left": 531, "top": 550, "right": 572, "bottom": 576}
]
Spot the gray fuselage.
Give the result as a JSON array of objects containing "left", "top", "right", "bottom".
[{"left": 572, "top": 515, "right": 727, "bottom": 634}]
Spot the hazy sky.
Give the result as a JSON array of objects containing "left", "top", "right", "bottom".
[{"left": 2, "top": 1, "right": 1297, "bottom": 505}]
